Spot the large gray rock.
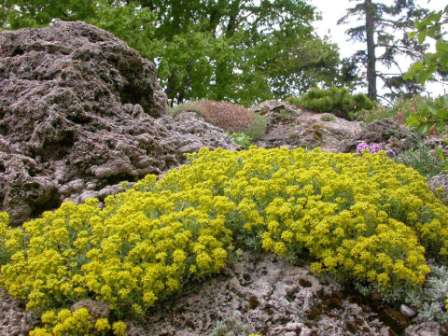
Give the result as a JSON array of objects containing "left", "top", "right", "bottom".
[
  {"left": 253, "top": 101, "right": 363, "bottom": 152},
  {"left": 163, "top": 111, "right": 238, "bottom": 154},
  {"left": 252, "top": 101, "right": 423, "bottom": 155},
  {"left": 143, "top": 253, "right": 390, "bottom": 336},
  {"left": 0, "top": 21, "right": 235, "bottom": 224},
  {"left": 405, "top": 322, "right": 442, "bottom": 336},
  {"left": 350, "top": 119, "right": 422, "bottom": 155},
  {"left": 0, "top": 288, "right": 36, "bottom": 336}
]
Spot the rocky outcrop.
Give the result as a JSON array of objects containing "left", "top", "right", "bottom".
[
  {"left": 143, "top": 253, "right": 391, "bottom": 336},
  {"left": 252, "top": 101, "right": 424, "bottom": 156},
  {"left": 0, "top": 21, "right": 235, "bottom": 224},
  {"left": 0, "top": 289, "right": 36, "bottom": 336},
  {"left": 349, "top": 119, "right": 422, "bottom": 155},
  {"left": 405, "top": 322, "right": 443, "bottom": 336},
  {"left": 163, "top": 112, "right": 238, "bottom": 154},
  {"left": 253, "top": 101, "right": 363, "bottom": 152}
]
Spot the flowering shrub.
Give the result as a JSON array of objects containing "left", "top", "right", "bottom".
[
  {"left": 356, "top": 142, "right": 397, "bottom": 157},
  {"left": 356, "top": 142, "right": 383, "bottom": 154},
  {"left": 1, "top": 147, "right": 448, "bottom": 334},
  {"left": 29, "top": 308, "right": 127, "bottom": 336}
]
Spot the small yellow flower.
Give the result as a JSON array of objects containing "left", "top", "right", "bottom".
[
  {"left": 95, "top": 318, "right": 110, "bottom": 332},
  {"left": 112, "top": 321, "right": 127, "bottom": 336},
  {"left": 41, "top": 310, "right": 57, "bottom": 325}
]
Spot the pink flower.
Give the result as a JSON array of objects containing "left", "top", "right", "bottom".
[
  {"left": 369, "top": 143, "right": 383, "bottom": 153},
  {"left": 356, "top": 142, "right": 369, "bottom": 153}
]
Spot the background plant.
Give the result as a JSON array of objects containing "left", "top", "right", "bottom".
[
  {"left": 355, "top": 104, "right": 395, "bottom": 123},
  {"left": 170, "top": 100, "right": 267, "bottom": 139},
  {"left": 406, "top": 6, "right": 448, "bottom": 86},
  {"left": 404, "top": 263, "right": 448, "bottom": 324},
  {"left": 401, "top": 96, "right": 448, "bottom": 135},
  {"left": 229, "top": 133, "right": 252, "bottom": 149},
  {"left": 396, "top": 143, "right": 448, "bottom": 178},
  {"left": 288, "top": 86, "right": 374, "bottom": 120},
  {"left": 339, "top": 0, "right": 429, "bottom": 101}
]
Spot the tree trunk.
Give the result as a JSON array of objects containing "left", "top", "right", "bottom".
[{"left": 365, "top": 0, "right": 377, "bottom": 100}]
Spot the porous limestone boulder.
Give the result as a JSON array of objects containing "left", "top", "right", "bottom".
[
  {"left": 349, "top": 119, "right": 422, "bottom": 155},
  {"left": 253, "top": 101, "right": 362, "bottom": 152},
  {"left": 143, "top": 253, "right": 391, "bottom": 336},
  {"left": 0, "top": 289, "right": 36, "bottom": 336},
  {"left": 0, "top": 21, "right": 235, "bottom": 224}
]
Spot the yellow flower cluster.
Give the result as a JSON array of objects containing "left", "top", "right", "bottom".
[
  {"left": 169, "top": 148, "right": 446, "bottom": 283},
  {"left": 29, "top": 308, "right": 126, "bottom": 336},
  {"left": 1, "top": 147, "right": 447, "bottom": 334},
  {"left": 0, "top": 188, "right": 232, "bottom": 315}
]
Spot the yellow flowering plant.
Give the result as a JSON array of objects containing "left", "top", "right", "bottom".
[
  {"left": 29, "top": 308, "right": 126, "bottom": 336},
  {"left": 1, "top": 147, "right": 448, "bottom": 335}
]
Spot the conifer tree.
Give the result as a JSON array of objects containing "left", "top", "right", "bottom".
[{"left": 339, "top": 0, "right": 429, "bottom": 101}]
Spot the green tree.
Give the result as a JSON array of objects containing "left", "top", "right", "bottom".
[
  {"left": 339, "top": 0, "right": 429, "bottom": 101},
  {"left": 0, "top": 0, "right": 343, "bottom": 105},
  {"left": 406, "top": 6, "right": 448, "bottom": 85}
]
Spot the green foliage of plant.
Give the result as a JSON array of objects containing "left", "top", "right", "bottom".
[
  {"left": 320, "top": 114, "right": 337, "bottom": 122},
  {"left": 355, "top": 104, "right": 395, "bottom": 123},
  {"left": 0, "top": 0, "right": 344, "bottom": 105},
  {"left": 397, "top": 143, "right": 448, "bottom": 178},
  {"left": 391, "top": 95, "right": 448, "bottom": 134},
  {"left": 406, "top": 7, "right": 448, "bottom": 85},
  {"left": 229, "top": 133, "right": 252, "bottom": 149},
  {"left": 406, "top": 96, "right": 448, "bottom": 135},
  {"left": 243, "top": 114, "right": 267, "bottom": 141},
  {"left": 2, "top": 148, "right": 448, "bottom": 335},
  {"left": 404, "top": 264, "right": 448, "bottom": 323},
  {"left": 289, "top": 87, "right": 374, "bottom": 120}
]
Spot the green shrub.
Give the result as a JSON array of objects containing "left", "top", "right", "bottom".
[
  {"left": 243, "top": 113, "right": 267, "bottom": 140},
  {"left": 229, "top": 133, "right": 253, "bottom": 149},
  {"left": 397, "top": 143, "right": 448, "bottom": 177},
  {"left": 355, "top": 104, "right": 395, "bottom": 123},
  {"left": 289, "top": 87, "right": 374, "bottom": 120},
  {"left": 320, "top": 114, "right": 337, "bottom": 122},
  {"left": 392, "top": 95, "right": 448, "bottom": 135},
  {"left": 405, "top": 264, "right": 448, "bottom": 323}
]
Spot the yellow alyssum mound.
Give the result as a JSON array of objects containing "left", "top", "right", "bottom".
[{"left": 1, "top": 147, "right": 447, "bottom": 335}]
